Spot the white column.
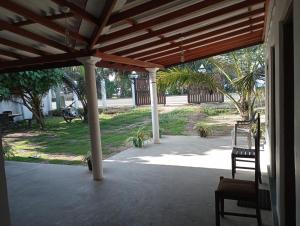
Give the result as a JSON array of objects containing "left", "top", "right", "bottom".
[
  {"left": 47, "top": 89, "right": 52, "bottom": 112},
  {"left": 101, "top": 78, "right": 107, "bottom": 109},
  {"left": 77, "top": 56, "right": 103, "bottom": 180},
  {"left": 146, "top": 68, "right": 160, "bottom": 144},
  {"left": 131, "top": 79, "right": 136, "bottom": 107}
]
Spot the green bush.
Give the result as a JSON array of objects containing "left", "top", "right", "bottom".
[
  {"left": 128, "top": 127, "right": 150, "bottom": 148},
  {"left": 194, "top": 122, "right": 212, "bottom": 137}
]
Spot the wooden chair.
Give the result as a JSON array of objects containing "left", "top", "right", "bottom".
[
  {"left": 231, "top": 113, "right": 262, "bottom": 183},
  {"left": 215, "top": 118, "right": 262, "bottom": 226}
]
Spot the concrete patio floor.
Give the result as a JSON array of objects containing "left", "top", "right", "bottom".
[{"left": 6, "top": 136, "right": 273, "bottom": 226}]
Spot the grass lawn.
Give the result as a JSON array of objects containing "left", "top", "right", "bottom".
[{"left": 4, "top": 106, "right": 197, "bottom": 165}]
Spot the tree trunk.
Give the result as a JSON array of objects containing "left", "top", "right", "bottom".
[{"left": 31, "top": 97, "right": 45, "bottom": 129}]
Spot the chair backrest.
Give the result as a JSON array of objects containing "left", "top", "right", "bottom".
[
  {"left": 2, "top": 111, "right": 12, "bottom": 115},
  {"left": 253, "top": 113, "right": 260, "bottom": 191}
]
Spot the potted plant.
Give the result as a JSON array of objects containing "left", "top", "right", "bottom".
[
  {"left": 194, "top": 122, "right": 212, "bottom": 137},
  {"left": 128, "top": 127, "right": 149, "bottom": 148},
  {"left": 83, "top": 151, "right": 92, "bottom": 171}
]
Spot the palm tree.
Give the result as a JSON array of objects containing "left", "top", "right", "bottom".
[{"left": 157, "top": 46, "right": 264, "bottom": 120}]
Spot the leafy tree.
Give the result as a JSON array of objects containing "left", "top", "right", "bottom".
[
  {"left": 158, "top": 45, "right": 265, "bottom": 119},
  {"left": 0, "top": 69, "right": 63, "bottom": 128}
]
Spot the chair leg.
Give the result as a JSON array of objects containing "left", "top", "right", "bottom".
[
  {"left": 221, "top": 195, "right": 224, "bottom": 218},
  {"left": 258, "top": 165, "right": 262, "bottom": 184},
  {"left": 215, "top": 191, "right": 220, "bottom": 226},
  {"left": 231, "top": 155, "right": 235, "bottom": 179},
  {"left": 256, "top": 204, "right": 262, "bottom": 226}
]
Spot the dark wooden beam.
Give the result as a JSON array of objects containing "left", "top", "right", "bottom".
[
  {"left": 51, "top": 0, "right": 98, "bottom": 25},
  {"left": 152, "top": 31, "right": 263, "bottom": 66},
  {"left": 98, "top": 0, "right": 225, "bottom": 43},
  {"left": 107, "top": 0, "right": 174, "bottom": 25},
  {"left": 98, "top": 0, "right": 265, "bottom": 44},
  {"left": 8, "top": 12, "right": 74, "bottom": 27},
  {"left": 94, "top": 50, "right": 163, "bottom": 69},
  {"left": 142, "top": 25, "right": 264, "bottom": 61},
  {"left": 0, "top": 49, "right": 25, "bottom": 59},
  {"left": 262, "top": 0, "right": 270, "bottom": 40},
  {"left": 0, "top": 1, "right": 88, "bottom": 44},
  {"left": 99, "top": 3, "right": 265, "bottom": 52},
  {"left": 0, "top": 19, "right": 70, "bottom": 52},
  {"left": 89, "top": 0, "right": 117, "bottom": 49},
  {"left": 120, "top": 16, "right": 264, "bottom": 58},
  {"left": 0, "top": 37, "right": 48, "bottom": 56},
  {"left": 0, "top": 51, "right": 90, "bottom": 70},
  {"left": 96, "top": 61, "right": 146, "bottom": 72}
]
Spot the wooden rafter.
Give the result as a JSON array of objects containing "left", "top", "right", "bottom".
[
  {"left": 262, "top": 0, "right": 270, "bottom": 40},
  {"left": 97, "top": 0, "right": 225, "bottom": 43},
  {"left": 142, "top": 25, "right": 264, "bottom": 61},
  {"left": 6, "top": 12, "right": 73, "bottom": 27},
  {"left": 0, "top": 1, "right": 88, "bottom": 44},
  {"left": 107, "top": 0, "right": 174, "bottom": 25},
  {"left": 97, "top": 62, "right": 146, "bottom": 72},
  {"left": 153, "top": 31, "right": 263, "bottom": 66},
  {"left": 89, "top": 0, "right": 117, "bottom": 49},
  {"left": 0, "top": 37, "right": 48, "bottom": 56},
  {"left": 94, "top": 50, "right": 163, "bottom": 69},
  {"left": 51, "top": 0, "right": 98, "bottom": 25},
  {"left": 0, "top": 19, "right": 70, "bottom": 52},
  {"left": 0, "top": 49, "right": 25, "bottom": 59},
  {"left": 126, "top": 16, "right": 265, "bottom": 59},
  {"left": 99, "top": 1, "right": 265, "bottom": 52}
]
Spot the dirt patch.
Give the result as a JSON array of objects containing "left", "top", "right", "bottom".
[{"left": 185, "top": 110, "right": 207, "bottom": 135}]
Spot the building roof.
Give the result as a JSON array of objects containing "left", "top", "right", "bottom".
[{"left": 0, "top": 0, "right": 268, "bottom": 72}]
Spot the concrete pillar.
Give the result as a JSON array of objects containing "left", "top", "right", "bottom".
[
  {"left": 73, "top": 91, "right": 79, "bottom": 109},
  {"left": 77, "top": 56, "right": 103, "bottom": 180},
  {"left": 55, "top": 86, "right": 61, "bottom": 110},
  {"left": 0, "top": 135, "right": 11, "bottom": 226},
  {"left": 47, "top": 89, "right": 52, "bottom": 112},
  {"left": 131, "top": 78, "right": 136, "bottom": 107},
  {"left": 146, "top": 68, "right": 160, "bottom": 144},
  {"left": 101, "top": 78, "right": 107, "bottom": 109}
]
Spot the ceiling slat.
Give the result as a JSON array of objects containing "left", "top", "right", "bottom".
[
  {"left": 51, "top": 0, "right": 98, "bottom": 25},
  {"left": 0, "top": 19, "right": 70, "bottom": 52},
  {"left": 0, "top": 1, "right": 88, "bottom": 44},
  {"left": 89, "top": 0, "right": 117, "bottom": 49},
  {"left": 99, "top": 1, "right": 265, "bottom": 52},
  {"left": 97, "top": 0, "right": 225, "bottom": 43},
  {"left": 107, "top": 0, "right": 175, "bottom": 25},
  {"left": 126, "top": 16, "right": 265, "bottom": 58}
]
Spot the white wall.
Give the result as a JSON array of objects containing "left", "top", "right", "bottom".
[
  {"left": 265, "top": 0, "right": 300, "bottom": 225},
  {"left": 0, "top": 91, "right": 52, "bottom": 121},
  {"left": 294, "top": 0, "right": 300, "bottom": 225}
]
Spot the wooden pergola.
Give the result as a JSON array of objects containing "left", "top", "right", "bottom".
[
  {"left": 0, "top": 1, "right": 269, "bottom": 224},
  {"left": 0, "top": 0, "right": 267, "bottom": 72}
]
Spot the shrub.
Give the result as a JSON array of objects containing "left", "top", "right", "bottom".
[
  {"left": 128, "top": 127, "right": 150, "bottom": 148},
  {"left": 194, "top": 122, "right": 212, "bottom": 137}
]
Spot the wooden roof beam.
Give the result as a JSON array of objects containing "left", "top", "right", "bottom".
[
  {"left": 0, "top": 51, "right": 90, "bottom": 70},
  {"left": 89, "top": 0, "right": 117, "bottom": 49},
  {"left": 7, "top": 12, "right": 73, "bottom": 27},
  {"left": 142, "top": 25, "right": 264, "bottom": 61},
  {"left": 153, "top": 31, "right": 263, "bottom": 66},
  {"left": 0, "top": 1, "right": 88, "bottom": 44},
  {"left": 51, "top": 0, "right": 98, "bottom": 25},
  {"left": 98, "top": 0, "right": 226, "bottom": 43},
  {"left": 99, "top": 2, "right": 265, "bottom": 52},
  {"left": 0, "top": 48, "right": 25, "bottom": 59},
  {"left": 0, "top": 19, "right": 70, "bottom": 52},
  {"left": 107, "top": 0, "right": 174, "bottom": 25},
  {"left": 94, "top": 50, "right": 163, "bottom": 69},
  {"left": 96, "top": 61, "right": 147, "bottom": 72},
  {"left": 126, "top": 16, "right": 265, "bottom": 59},
  {"left": 0, "top": 37, "right": 48, "bottom": 56}
]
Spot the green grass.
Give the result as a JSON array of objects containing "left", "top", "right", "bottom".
[
  {"left": 201, "top": 107, "right": 234, "bottom": 116},
  {"left": 5, "top": 107, "right": 197, "bottom": 164}
]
